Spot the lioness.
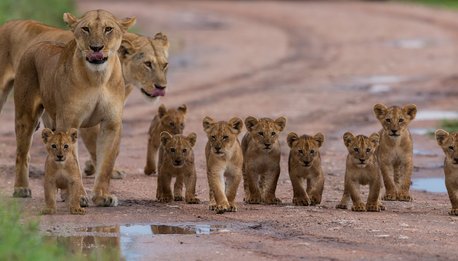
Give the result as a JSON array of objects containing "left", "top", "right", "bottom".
[
  {"left": 203, "top": 116, "right": 243, "bottom": 214},
  {"left": 435, "top": 129, "right": 458, "bottom": 216},
  {"left": 144, "top": 104, "right": 187, "bottom": 176},
  {"left": 336, "top": 132, "right": 384, "bottom": 212},
  {"left": 242, "top": 116, "right": 286, "bottom": 204},
  {"left": 156, "top": 131, "right": 200, "bottom": 204},
  {"left": 41, "top": 128, "right": 85, "bottom": 215},
  {"left": 13, "top": 10, "right": 135, "bottom": 207},
  {"left": 287, "top": 132, "right": 325, "bottom": 206},
  {"left": 373, "top": 103, "right": 417, "bottom": 201}
]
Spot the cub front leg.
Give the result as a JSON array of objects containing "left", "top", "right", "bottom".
[
  {"left": 157, "top": 171, "right": 173, "bottom": 203},
  {"left": 41, "top": 176, "right": 57, "bottom": 215},
  {"left": 308, "top": 175, "right": 324, "bottom": 205},
  {"left": 366, "top": 175, "right": 383, "bottom": 212},
  {"left": 262, "top": 168, "right": 281, "bottom": 205},
  {"left": 226, "top": 168, "right": 242, "bottom": 212},
  {"left": 173, "top": 173, "right": 184, "bottom": 201},
  {"left": 290, "top": 173, "right": 310, "bottom": 206},
  {"left": 446, "top": 181, "right": 458, "bottom": 216},
  {"left": 184, "top": 169, "right": 200, "bottom": 204},
  {"left": 243, "top": 166, "right": 262, "bottom": 204},
  {"left": 207, "top": 169, "right": 230, "bottom": 214},
  {"left": 348, "top": 181, "right": 365, "bottom": 212},
  {"left": 68, "top": 179, "right": 86, "bottom": 215},
  {"left": 380, "top": 164, "right": 397, "bottom": 201},
  {"left": 397, "top": 162, "right": 413, "bottom": 201}
]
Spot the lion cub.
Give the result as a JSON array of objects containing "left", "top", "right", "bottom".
[
  {"left": 156, "top": 131, "right": 200, "bottom": 204},
  {"left": 203, "top": 116, "right": 243, "bottom": 214},
  {"left": 336, "top": 132, "right": 384, "bottom": 212},
  {"left": 287, "top": 132, "right": 325, "bottom": 206},
  {"left": 242, "top": 116, "right": 286, "bottom": 204},
  {"left": 373, "top": 103, "right": 417, "bottom": 201},
  {"left": 41, "top": 128, "right": 85, "bottom": 215},
  {"left": 435, "top": 129, "right": 458, "bottom": 216},
  {"left": 144, "top": 104, "right": 187, "bottom": 175}
]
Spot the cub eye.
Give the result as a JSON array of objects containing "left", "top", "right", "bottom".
[
  {"left": 163, "top": 63, "right": 168, "bottom": 70},
  {"left": 399, "top": 118, "right": 404, "bottom": 123},
  {"left": 170, "top": 148, "right": 176, "bottom": 153},
  {"left": 81, "top": 26, "right": 90, "bottom": 33},
  {"left": 354, "top": 148, "right": 359, "bottom": 152},
  {"left": 170, "top": 122, "right": 175, "bottom": 127},
  {"left": 271, "top": 132, "right": 276, "bottom": 136},
  {"left": 63, "top": 144, "right": 69, "bottom": 149},
  {"left": 104, "top": 26, "right": 113, "bottom": 33},
  {"left": 310, "top": 150, "right": 315, "bottom": 154},
  {"left": 211, "top": 136, "right": 216, "bottom": 141},
  {"left": 385, "top": 119, "right": 391, "bottom": 123},
  {"left": 366, "top": 148, "right": 371, "bottom": 153},
  {"left": 144, "top": 61, "right": 152, "bottom": 69},
  {"left": 51, "top": 144, "right": 57, "bottom": 149},
  {"left": 223, "top": 135, "right": 229, "bottom": 140},
  {"left": 180, "top": 123, "right": 184, "bottom": 128},
  {"left": 182, "top": 149, "right": 187, "bottom": 153},
  {"left": 449, "top": 146, "right": 454, "bottom": 151},
  {"left": 298, "top": 150, "right": 304, "bottom": 154},
  {"left": 258, "top": 132, "right": 264, "bottom": 136}
]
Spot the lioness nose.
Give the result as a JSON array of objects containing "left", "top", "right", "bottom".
[
  {"left": 90, "top": 45, "right": 104, "bottom": 52},
  {"left": 154, "top": 84, "right": 166, "bottom": 90}
]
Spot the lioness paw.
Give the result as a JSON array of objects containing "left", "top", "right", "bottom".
[
  {"left": 13, "top": 187, "right": 32, "bottom": 198},
  {"left": 70, "top": 207, "right": 86, "bottom": 215},
  {"left": 111, "top": 169, "right": 126, "bottom": 179},
  {"left": 84, "top": 160, "right": 96, "bottom": 176},
  {"left": 92, "top": 195, "right": 118, "bottom": 207},
  {"left": 144, "top": 166, "right": 156, "bottom": 176},
  {"left": 351, "top": 202, "right": 366, "bottom": 212},
  {"left": 293, "top": 197, "right": 311, "bottom": 206},
  {"left": 449, "top": 208, "right": 458, "bottom": 216},
  {"left": 40, "top": 207, "right": 56, "bottom": 215}
]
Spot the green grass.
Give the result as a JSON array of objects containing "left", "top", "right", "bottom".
[
  {"left": 439, "top": 120, "right": 458, "bottom": 133},
  {"left": 402, "top": 0, "right": 458, "bottom": 9},
  {"left": 0, "top": 0, "right": 75, "bottom": 28}
]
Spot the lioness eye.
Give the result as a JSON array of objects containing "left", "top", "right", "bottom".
[
  {"left": 104, "top": 27, "right": 113, "bottom": 33},
  {"left": 81, "top": 26, "right": 90, "bottom": 33},
  {"left": 399, "top": 118, "right": 404, "bottom": 123},
  {"left": 271, "top": 132, "right": 276, "bottom": 136},
  {"left": 51, "top": 144, "right": 57, "bottom": 149},
  {"left": 449, "top": 146, "right": 454, "bottom": 151},
  {"left": 64, "top": 144, "right": 69, "bottom": 149},
  {"left": 223, "top": 135, "right": 229, "bottom": 140},
  {"left": 354, "top": 148, "right": 359, "bottom": 152},
  {"left": 182, "top": 149, "right": 187, "bottom": 153},
  {"left": 385, "top": 119, "right": 391, "bottom": 123},
  {"left": 366, "top": 148, "right": 371, "bottom": 152},
  {"left": 258, "top": 132, "right": 264, "bottom": 136},
  {"left": 163, "top": 63, "right": 168, "bottom": 70},
  {"left": 170, "top": 148, "right": 176, "bottom": 152},
  {"left": 144, "top": 61, "right": 152, "bottom": 69}
]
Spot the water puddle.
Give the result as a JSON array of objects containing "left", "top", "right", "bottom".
[
  {"left": 388, "top": 38, "right": 433, "bottom": 49},
  {"left": 413, "top": 149, "right": 438, "bottom": 157},
  {"left": 356, "top": 75, "right": 404, "bottom": 85},
  {"left": 411, "top": 177, "right": 447, "bottom": 193},
  {"left": 416, "top": 110, "right": 458, "bottom": 121},
  {"left": 368, "top": 84, "right": 391, "bottom": 94}
]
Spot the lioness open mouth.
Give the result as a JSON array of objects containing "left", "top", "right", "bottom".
[
  {"left": 86, "top": 57, "right": 108, "bottom": 64},
  {"left": 141, "top": 88, "right": 166, "bottom": 98},
  {"left": 86, "top": 51, "right": 108, "bottom": 64}
]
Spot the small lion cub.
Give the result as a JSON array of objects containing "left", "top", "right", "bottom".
[
  {"left": 41, "top": 128, "right": 85, "bottom": 215},
  {"left": 144, "top": 104, "right": 187, "bottom": 176},
  {"left": 156, "top": 131, "right": 200, "bottom": 204},
  {"left": 373, "top": 103, "right": 417, "bottom": 201},
  {"left": 336, "top": 132, "right": 384, "bottom": 212},
  {"left": 203, "top": 116, "right": 244, "bottom": 214},
  {"left": 287, "top": 132, "right": 325, "bottom": 206},
  {"left": 435, "top": 129, "right": 458, "bottom": 216},
  {"left": 242, "top": 116, "right": 286, "bottom": 204}
]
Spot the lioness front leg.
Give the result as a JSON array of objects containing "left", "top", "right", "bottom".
[
  {"left": 226, "top": 169, "right": 242, "bottom": 212},
  {"left": 262, "top": 169, "right": 281, "bottom": 205},
  {"left": 144, "top": 138, "right": 159, "bottom": 176},
  {"left": 0, "top": 76, "right": 13, "bottom": 115}
]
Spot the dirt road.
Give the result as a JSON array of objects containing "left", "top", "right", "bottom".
[{"left": 1, "top": 1, "right": 458, "bottom": 260}]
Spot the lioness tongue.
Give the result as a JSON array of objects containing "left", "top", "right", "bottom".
[
  {"left": 151, "top": 88, "right": 166, "bottom": 97},
  {"left": 87, "top": 51, "right": 104, "bottom": 61}
]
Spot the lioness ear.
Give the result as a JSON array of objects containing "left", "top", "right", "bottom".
[
  {"left": 158, "top": 104, "right": 167, "bottom": 118},
  {"left": 160, "top": 131, "right": 173, "bottom": 146},
  {"left": 275, "top": 117, "right": 287, "bottom": 132},
  {"left": 343, "top": 132, "right": 355, "bottom": 148},
  {"left": 187, "top": 133, "right": 197, "bottom": 147},
  {"left": 178, "top": 104, "right": 187, "bottom": 114},
  {"left": 403, "top": 104, "right": 417, "bottom": 120},
  {"left": 435, "top": 129, "right": 449, "bottom": 146},
  {"left": 153, "top": 32, "right": 169, "bottom": 49},
  {"left": 228, "top": 117, "right": 243, "bottom": 135},
  {"left": 63, "top": 12, "right": 78, "bottom": 30},
  {"left": 245, "top": 116, "right": 258, "bottom": 132},
  {"left": 42, "top": 128, "right": 54, "bottom": 144},
  {"left": 287, "top": 132, "right": 299, "bottom": 148},
  {"left": 202, "top": 116, "right": 215, "bottom": 133},
  {"left": 369, "top": 133, "right": 380, "bottom": 147},
  {"left": 119, "top": 38, "right": 135, "bottom": 59},
  {"left": 68, "top": 128, "right": 78, "bottom": 144},
  {"left": 119, "top": 17, "right": 136, "bottom": 31},
  {"left": 373, "top": 104, "right": 388, "bottom": 121},
  {"left": 313, "top": 132, "right": 325, "bottom": 147}
]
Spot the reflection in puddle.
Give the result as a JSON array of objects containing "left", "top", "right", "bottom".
[
  {"left": 416, "top": 111, "right": 458, "bottom": 121},
  {"left": 412, "top": 178, "right": 446, "bottom": 193},
  {"left": 388, "top": 38, "right": 432, "bottom": 49},
  {"left": 357, "top": 75, "right": 404, "bottom": 85}
]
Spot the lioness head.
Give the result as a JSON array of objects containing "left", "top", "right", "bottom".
[
  {"left": 63, "top": 10, "right": 136, "bottom": 70},
  {"left": 435, "top": 129, "right": 458, "bottom": 167},
  {"left": 245, "top": 116, "right": 286, "bottom": 152},
  {"left": 160, "top": 131, "right": 196, "bottom": 168},
  {"left": 158, "top": 104, "right": 186, "bottom": 135},
  {"left": 120, "top": 32, "right": 169, "bottom": 101},
  {"left": 373, "top": 104, "right": 417, "bottom": 138},
  {"left": 343, "top": 132, "right": 379, "bottom": 168},
  {"left": 203, "top": 116, "right": 243, "bottom": 157},
  {"left": 42, "top": 128, "right": 77, "bottom": 163},
  {"left": 287, "top": 132, "right": 324, "bottom": 168}
]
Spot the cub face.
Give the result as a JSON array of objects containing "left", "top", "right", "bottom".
[
  {"left": 63, "top": 10, "right": 136, "bottom": 68},
  {"left": 42, "top": 128, "right": 78, "bottom": 163},
  {"left": 160, "top": 132, "right": 196, "bottom": 168},
  {"left": 158, "top": 104, "right": 187, "bottom": 135},
  {"left": 203, "top": 116, "right": 243, "bottom": 157},
  {"left": 287, "top": 132, "right": 324, "bottom": 168},
  {"left": 373, "top": 104, "right": 417, "bottom": 138},
  {"left": 343, "top": 132, "right": 379, "bottom": 168},
  {"left": 436, "top": 129, "right": 458, "bottom": 168},
  {"left": 245, "top": 116, "right": 286, "bottom": 152},
  {"left": 120, "top": 32, "right": 169, "bottom": 100}
]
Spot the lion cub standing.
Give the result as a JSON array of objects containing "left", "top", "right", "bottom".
[
  {"left": 287, "top": 132, "right": 325, "bottom": 206},
  {"left": 242, "top": 116, "right": 286, "bottom": 204},
  {"left": 156, "top": 131, "right": 200, "bottom": 204},
  {"left": 203, "top": 116, "right": 244, "bottom": 214},
  {"left": 336, "top": 132, "right": 384, "bottom": 212},
  {"left": 41, "top": 128, "right": 85, "bottom": 215},
  {"left": 435, "top": 129, "right": 458, "bottom": 216},
  {"left": 144, "top": 104, "right": 187, "bottom": 175},
  {"left": 373, "top": 104, "right": 417, "bottom": 201}
]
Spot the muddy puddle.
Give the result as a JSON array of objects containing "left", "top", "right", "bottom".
[{"left": 411, "top": 177, "right": 446, "bottom": 193}]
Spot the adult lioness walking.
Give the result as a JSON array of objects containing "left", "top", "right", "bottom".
[{"left": 13, "top": 10, "right": 135, "bottom": 207}]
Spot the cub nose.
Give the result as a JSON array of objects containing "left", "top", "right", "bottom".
[
  {"left": 303, "top": 160, "right": 310, "bottom": 166},
  {"left": 264, "top": 143, "right": 271, "bottom": 149},
  {"left": 174, "top": 159, "right": 183, "bottom": 165},
  {"left": 215, "top": 146, "right": 222, "bottom": 152},
  {"left": 90, "top": 45, "right": 104, "bottom": 52},
  {"left": 454, "top": 158, "right": 458, "bottom": 164},
  {"left": 359, "top": 159, "right": 366, "bottom": 164},
  {"left": 154, "top": 84, "right": 166, "bottom": 90},
  {"left": 57, "top": 155, "right": 64, "bottom": 160},
  {"left": 391, "top": 129, "right": 398, "bottom": 134}
]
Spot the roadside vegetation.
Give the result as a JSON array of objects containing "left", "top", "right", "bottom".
[
  {"left": 439, "top": 120, "right": 458, "bottom": 133},
  {"left": 403, "top": 0, "right": 458, "bottom": 9}
]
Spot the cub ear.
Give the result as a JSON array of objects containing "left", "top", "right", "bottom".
[
  {"left": 118, "top": 17, "right": 136, "bottom": 31},
  {"left": 287, "top": 132, "right": 299, "bottom": 148},
  {"left": 403, "top": 104, "right": 417, "bottom": 120},
  {"left": 63, "top": 13, "right": 78, "bottom": 30},
  {"left": 313, "top": 132, "right": 325, "bottom": 147},
  {"left": 158, "top": 104, "right": 167, "bottom": 118},
  {"left": 202, "top": 116, "right": 215, "bottom": 133},
  {"left": 228, "top": 117, "right": 243, "bottom": 135},
  {"left": 187, "top": 133, "right": 197, "bottom": 147},
  {"left": 245, "top": 116, "right": 258, "bottom": 132},
  {"left": 178, "top": 104, "right": 187, "bottom": 114},
  {"left": 153, "top": 32, "right": 169, "bottom": 49},
  {"left": 275, "top": 117, "right": 287, "bottom": 132},
  {"left": 343, "top": 132, "right": 355, "bottom": 148},
  {"left": 160, "top": 131, "right": 173, "bottom": 146},
  {"left": 68, "top": 128, "right": 78, "bottom": 144},
  {"left": 373, "top": 104, "right": 388, "bottom": 121},
  {"left": 369, "top": 133, "right": 380, "bottom": 147},
  {"left": 435, "top": 129, "right": 450, "bottom": 146},
  {"left": 41, "top": 128, "right": 54, "bottom": 144}
]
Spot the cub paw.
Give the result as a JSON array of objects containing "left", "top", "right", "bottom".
[
  {"left": 40, "top": 207, "right": 56, "bottom": 215},
  {"left": 186, "top": 197, "right": 200, "bottom": 204},
  {"left": 144, "top": 166, "right": 156, "bottom": 176},
  {"left": 70, "top": 207, "right": 86, "bottom": 215},
  {"left": 351, "top": 202, "right": 366, "bottom": 212},
  {"left": 80, "top": 195, "right": 89, "bottom": 207},
  {"left": 212, "top": 203, "right": 230, "bottom": 214},
  {"left": 449, "top": 208, "right": 458, "bottom": 216},
  {"left": 309, "top": 197, "right": 321, "bottom": 206},
  {"left": 382, "top": 193, "right": 397, "bottom": 201},
  {"left": 13, "top": 187, "right": 32, "bottom": 198},
  {"left": 84, "top": 160, "right": 95, "bottom": 176},
  {"left": 335, "top": 204, "right": 347, "bottom": 209},
  {"left": 397, "top": 193, "right": 413, "bottom": 202},
  {"left": 262, "top": 197, "right": 282, "bottom": 205},
  {"left": 111, "top": 169, "right": 126, "bottom": 180},
  {"left": 92, "top": 194, "right": 118, "bottom": 207},
  {"left": 157, "top": 195, "right": 173, "bottom": 203},
  {"left": 293, "top": 197, "right": 311, "bottom": 206},
  {"left": 244, "top": 196, "right": 261, "bottom": 204},
  {"left": 174, "top": 195, "right": 184, "bottom": 201},
  {"left": 366, "top": 203, "right": 382, "bottom": 212},
  {"left": 227, "top": 203, "right": 237, "bottom": 212}
]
